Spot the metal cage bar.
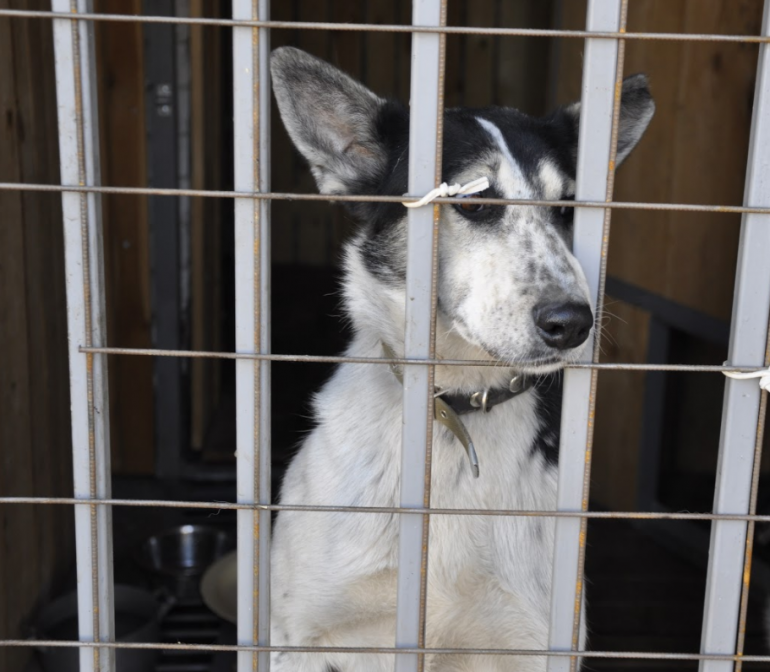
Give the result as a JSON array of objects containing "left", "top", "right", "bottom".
[
  {"left": 1, "top": 2, "right": 765, "bottom": 671},
  {"left": 5, "top": 181, "right": 770, "bottom": 216},
  {"left": 394, "top": 1, "right": 445, "bottom": 671},
  {"left": 547, "top": 2, "right": 625, "bottom": 671},
  {"left": 699, "top": 2, "right": 770, "bottom": 671},
  {"left": 4, "top": 638, "right": 770, "bottom": 661},
  {"left": 7, "top": 8, "right": 770, "bottom": 43},
  {"left": 51, "top": 1, "right": 115, "bottom": 671},
  {"left": 71, "top": 347, "right": 770, "bottom": 372},
  {"left": 233, "top": 1, "right": 272, "bottom": 671},
  {"left": 14, "top": 496, "right": 770, "bottom": 523}
]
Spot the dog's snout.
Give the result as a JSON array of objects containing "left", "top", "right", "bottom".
[{"left": 532, "top": 302, "right": 593, "bottom": 350}]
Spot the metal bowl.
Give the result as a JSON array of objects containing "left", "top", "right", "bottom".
[{"left": 136, "top": 525, "right": 232, "bottom": 599}]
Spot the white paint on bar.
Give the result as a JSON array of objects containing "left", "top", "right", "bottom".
[
  {"left": 233, "top": 1, "right": 272, "bottom": 671},
  {"left": 51, "top": 1, "right": 115, "bottom": 671},
  {"left": 699, "top": 3, "right": 770, "bottom": 672},
  {"left": 394, "top": 1, "right": 443, "bottom": 671},
  {"left": 547, "top": 3, "right": 621, "bottom": 672}
]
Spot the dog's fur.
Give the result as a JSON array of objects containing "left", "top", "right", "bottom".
[{"left": 268, "top": 47, "right": 655, "bottom": 672}]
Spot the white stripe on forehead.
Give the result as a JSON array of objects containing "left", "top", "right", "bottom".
[{"left": 475, "top": 117, "right": 532, "bottom": 199}]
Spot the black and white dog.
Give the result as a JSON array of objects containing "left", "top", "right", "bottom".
[{"left": 268, "top": 47, "right": 654, "bottom": 672}]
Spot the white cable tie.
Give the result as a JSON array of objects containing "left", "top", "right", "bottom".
[
  {"left": 402, "top": 176, "right": 490, "bottom": 209},
  {"left": 723, "top": 364, "right": 770, "bottom": 392}
]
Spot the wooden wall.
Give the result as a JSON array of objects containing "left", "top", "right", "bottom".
[
  {"left": 551, "top": 0, "right": 765, "bottom": 509},
  {"left": 95, "top": 0, "right": 155, "bottom": 474},
  {"left": 0, "top": 2, "right": 75, "bottom": 669}
]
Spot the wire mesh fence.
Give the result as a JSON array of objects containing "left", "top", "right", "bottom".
[{"left": 0, "top": 2, "right": 769, "bottom": 672}]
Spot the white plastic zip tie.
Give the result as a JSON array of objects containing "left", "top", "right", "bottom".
[
  {"left": 402, "top": 176, "right": 490, "bottom": 208},
  {"left": 723, "top": 365, "right": 770, "bottom": 392}
]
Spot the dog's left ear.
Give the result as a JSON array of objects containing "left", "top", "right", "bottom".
[
  {"left": 557, "top": 73, "right": 655, "bottom": 167},
  {"left": 271, "top": 47, "right": 388, "bottom": 195}
]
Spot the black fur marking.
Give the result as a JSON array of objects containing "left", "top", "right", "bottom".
[
  {"left": 356, "top": 105, "right": 582, "bottom": 285},
  {"left": 531, "top": 373, "right": 563, "bottom": 465}
]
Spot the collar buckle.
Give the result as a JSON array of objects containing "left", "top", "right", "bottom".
[{"left": 469, "top": 389, "right": 490, "bottom": 413}]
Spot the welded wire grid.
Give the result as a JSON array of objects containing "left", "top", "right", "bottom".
[{"left": 0, "top": 2, "right": 768, "bottom": 672}]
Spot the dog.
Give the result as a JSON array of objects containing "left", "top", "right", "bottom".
[{"left": 268, "top": 46, "right": 655, "bottom": 672}]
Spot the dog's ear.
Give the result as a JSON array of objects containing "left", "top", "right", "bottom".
[
  {"left": 271, "top": 47, "right": 388, "bottom": 195},
  {"left": 557, "top": 73, "right": 655, "bottom": 167}
]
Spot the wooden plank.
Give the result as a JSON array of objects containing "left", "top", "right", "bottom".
[
  {"left": 443, "top": 0, "right": 463, "bottom": 108},
  {"left": 95, "top": 0, "right": 154, "bottom": 474},
  {"left": 592, "top": 299, "right": 651, "bottom": 510},
  {"left": 497, "top": 1, "right": 553, "bottom": 114},
  {"left": 364, "top": 0, "right": 397, "bottom": 97},
  {"left": 13, "top": 0, "right": 73, "bottom": 618},
  {"left": 462, "top": 0, "right": 496, "bottom": 107},
  {"left": 0, "top": 3, "right": 75, "bottom": 670},
  {"left": 0, "top": 11, "right": 38, "bottom": 672}
]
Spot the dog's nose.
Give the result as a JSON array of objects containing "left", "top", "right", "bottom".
[{"left": 532, "top": 302, "right": 593, "bottom": 350}]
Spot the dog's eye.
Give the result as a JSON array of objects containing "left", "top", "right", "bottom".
[
  {"left": 453, "top": 192, "right": 488, "bottom": 216},
  {"left": 456, "top": 201, "right": 486, "bottom": 214}
]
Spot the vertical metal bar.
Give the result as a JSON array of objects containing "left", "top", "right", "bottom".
[
  {"left": 51, "top": 2, "right": 115, "bottom": 672},
  {"left": 699, "top": 3, "right": 770, "bottom": 671},
  {"left": 233, "top": 1, "right": 272, "bottom": 671},
  {"left": 547, "top": 2, "right": 623, "bottom": 672},
  {"left": 394, "top": 1, "right": 444, "bottom": 671}
]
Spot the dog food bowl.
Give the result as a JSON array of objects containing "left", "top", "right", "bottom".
[
  {"left": 136, "top": 524, "right": 232, "bottom": 599},
  {"left": 34, "top": 585, "right": 161, "bottom": 672}
]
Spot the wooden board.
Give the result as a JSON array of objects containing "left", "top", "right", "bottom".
[
  {"left": 94, "top": 0, "right": 155, "bottom": 474},
  {"left": 0, "top": 3, "right": 75, "bottom": 669}
]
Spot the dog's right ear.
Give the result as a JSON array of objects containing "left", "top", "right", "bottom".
[{"left": 271, "top": 47, "right": 388, "bottom": 195}]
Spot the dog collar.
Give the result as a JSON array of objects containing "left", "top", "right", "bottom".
[{"left": 381, "top": 342, "right": 532, "bottom": 479}]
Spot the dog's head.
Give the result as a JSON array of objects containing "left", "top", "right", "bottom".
[{"left": 271, "top": 47, "right": 654, "bottom": 375}]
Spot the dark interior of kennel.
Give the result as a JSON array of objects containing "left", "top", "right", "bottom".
[{"left": 2, "top": 0, "right": 770, "bottom": 671}]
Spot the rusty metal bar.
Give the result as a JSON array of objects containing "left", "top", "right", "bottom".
[
  {"left": 76, "top": 345, "right": 765, "bottom": 373},
  {"left": 3, "top": 7, "right": 770, "bottom": 43},
  {"left": 3, "top": 181, "right": 770, "bottom": 215},
  {"left": 394, "top": 0, "right": 446, "bottom": 670},
  {"left": 11, "top": 496, "right": 770, "bottom": 523},
  {"left": 699, "top": 2, "right": 770, "bottom": 671},
  {"left": 548, "top": 2, "right": 627, "bottom": 671},
  {"left": 233, "top": 1, "right": 272, "bottom": 671},
  {"left": 3, "top": 639, "right": 770, "bottom": 662},
  {"left": 51, "top": 1, "right": 115, "bottom": 671}
]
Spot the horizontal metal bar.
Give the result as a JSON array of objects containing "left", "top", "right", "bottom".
[
  {"left": 1, "top": 181, "right": 769, "bottom": 215},
  {"left": 78, "top": 345, "right": 764, "bottom": 372},
  {"left": 9, "top": 496, "right": 770, "bottom": 523},
  {"left": 4, "top": 639, "right": 770, "bottom": 662},
  {"left": 1, "top": 8, "right": 770, "bottom": 43}
]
